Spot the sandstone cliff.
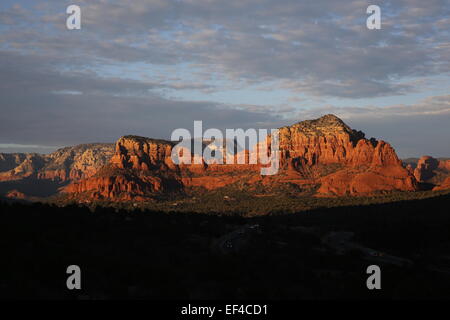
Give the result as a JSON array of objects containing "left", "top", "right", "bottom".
[
  {"left": 64, "top": 139, "right": 183, "bottom": 201},
  {"left": 110, "top": 136, "right": 176, "bottom": 171}
]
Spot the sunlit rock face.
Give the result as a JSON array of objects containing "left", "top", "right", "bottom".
[
  {"left": 0, "top": 143, "right": 114, "bottom": 182},
  {"left": 63, "top": 115, "right": 419, "bottom": 201}
]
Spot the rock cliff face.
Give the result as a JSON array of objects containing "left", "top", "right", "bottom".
[
  {"left": 63, "top": 115, "right": 418, "bottom": 200},
  {"left": 277, "top": 114, "right": 365, "bottom": 166},
  {"left": 110, "top": 136, "right": 176, "bottom": 171},
  {"left": 277, "top": 115, "right": 403, "bottom": 168},
  {"left": 0, "top": 153, "right": 28, "bottom": 172},
  {"left": 0, "top": 143, "right": 114, "bottom": 183},
  {"left": 285, "top": 116, "right": 416, "bottom": 196},
  {"left": 433, "top": 177, "right": 450, "bottom": 191},
  {"left": 412, "top": 155, "right": 450, "bottom": 189},
  {"left": 63, "top": 168, "right": 172, "bottom": 201},
  {"left": 414, "top": 156, "right": 440, "bottom": 182}
]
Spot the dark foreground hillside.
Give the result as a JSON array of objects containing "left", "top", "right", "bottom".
[{"left": 1, "top": 193, "right": 450, "bottom": 300}]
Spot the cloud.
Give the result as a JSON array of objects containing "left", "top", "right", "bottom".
[
  {"left": 290, "top": 95, "right": 450, "bottom": 121},
  {"left": 0, "top": 1, "right": 449, "bottom": 157},
  {"left": 2, "top": 0, "right": 449, "bottom": 98},
  {"left": 0, "top": 51, "right": 283, "bottom": 147},
  {"left": 0, "top": 50, "right": 215, "bottom": 96}
]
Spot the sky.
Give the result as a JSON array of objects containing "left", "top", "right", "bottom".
[{"left": 0, "top": 0, "right": 449, "bottom": 157}]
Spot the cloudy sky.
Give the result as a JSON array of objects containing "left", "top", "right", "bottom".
[{"left": 0, "top": 0, "right": 449, "bottom": 157}]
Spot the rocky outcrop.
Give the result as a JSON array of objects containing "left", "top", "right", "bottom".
[
  {"left": 413, "top": 156, "right": 450, "bottom": 188},
  {"left": 63, "top": 115, "right": 419, "bottom": 200},
  {"left": 414, "top": 156, "right": 439, "bottom": 182},
  {"left": 63, "top": 138, "right": 183, "bottom": 201},
  {"left": 317, "top": 165, "right": 417, "bottom": 196},
  {"left": 433, "top": 177, "right": 450, "bottom": 191},
  {"left": 62, "top": 168, "right": 169, "bottom": 201}
]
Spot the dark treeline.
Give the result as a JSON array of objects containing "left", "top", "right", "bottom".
[{"left": 1, "top": 193, "right": 450, "bottom": 300}]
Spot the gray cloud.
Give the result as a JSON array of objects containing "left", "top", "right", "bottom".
[
  {"left": 0, "top": 1, "right": 449, "bottom": 157},
  {"left": 1, "top": 47, "right": 449, "bottom": 158},
  {"left": 0, "top": 50, "right": 283, "bottom": 148},
  {"left": 2, "top": 0, "right": 449, "bottom": 97}
]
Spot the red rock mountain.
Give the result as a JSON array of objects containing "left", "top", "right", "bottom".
[{"left": 63, "top": 115, "right": 419, "bottom": 201}]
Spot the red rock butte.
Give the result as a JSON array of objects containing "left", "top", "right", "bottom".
[
  {"left": 413, "top": 155, "right": 450, "bottom": 190},
  {"left": 62, "top": 114, "right": 419, "bottom": 201}
]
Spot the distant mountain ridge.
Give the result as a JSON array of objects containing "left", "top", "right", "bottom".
[{"left": 0, "top": 143, "right": 114, "bottom": 184}]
